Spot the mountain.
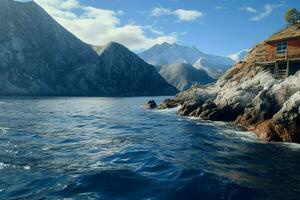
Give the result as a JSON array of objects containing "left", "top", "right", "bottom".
[
  {"left": 159, "top": 63, "right": 214, "bottom": 91},
  {"left": 139, "top": 42, "right": 203, "bottom": 66},
  {"left": 0, "top": 0, "right": 177, "bottom": 96},
  {"left": 139, "top": 43, "right": 235, "bottom": 79},
  {"left": 193, "top": 55, "right": 235, "bottom": 79},
  {"left": 94, "top": 42, "right": 178, "bottom": 96},
  {"left": 228, "top": 49, "right": 250, "bottom": 62}
]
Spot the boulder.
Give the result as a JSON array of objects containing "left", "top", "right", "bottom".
[
  {"left": 158, "top": 99, "right": 178, "bottom": 109},
  {"left": 247, "top": 92, "right": 300, "bottom": 142},
  {"left": 236, "top": 90, "right": 278, "bottom": 126},
  {"left": 199, "top": 108, "right": 223, "bottom": 121},
  {"left": 178, "top": 102, "right": 202, "bottom": 116},
  {"left": 144, "top": 100, "right": 157, "bottom": 109},
  {"left": 270, "top": 92, "right": 300, "bottom": 142},
  {"left": 202, "top": 100, "right": 217, "bottom": 110},
  {"left": 189, "top": 107, "right": 203, "bottom": 117}
]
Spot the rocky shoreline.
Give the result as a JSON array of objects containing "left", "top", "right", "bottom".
[{"left": 145, "top": 44, "right": 300, "bottom": 143}]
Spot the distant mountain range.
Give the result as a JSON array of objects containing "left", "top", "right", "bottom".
[
  {"left": 139, "top": 43, "right": 236, "bottom": 79},
  {"left": 0, "top": 0, "right": 177, "bottom": 96},
  {"left": 228, "top": 49, "right": 250, "bottom": 62},
  {"left": 159, "top": 63, "right": 214, "bottom": 91}
]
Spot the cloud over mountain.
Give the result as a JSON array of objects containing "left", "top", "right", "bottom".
[
  {"left": 150, "top": 7, "right": 204, "bottom": 21},
  {"left": 32, "top": 0, "right": 177, "bottom": 51}
]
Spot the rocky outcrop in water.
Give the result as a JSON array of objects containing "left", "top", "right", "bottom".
[
  {"left": 144, "top": 100, "right": 157, "bottom": 109},
  {"left": 0, "top": 0, "right": 177, "bottom": 96},
  {"left": 157, "top": 41, "right": 300, "bottom": 143},
  {"left": 157, "top": 99, "right": 179, "bottom": 110}
]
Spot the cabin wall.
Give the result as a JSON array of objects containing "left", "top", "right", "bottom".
[
  {"left": 288, "top": 39, "right": 300, "bottom": 58},
  {"left": 264, "top": 43, "right": 276, "bottom": 61},
  {"left": 261, "top": 38, "right": 300, "bottom": 62}
]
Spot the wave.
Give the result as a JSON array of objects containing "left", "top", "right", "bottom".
[
  {"left": 0, "top": 162, "right": 10, "bottom": 170},
  {"left": 274, "top": 142, "right": 300, "bottom": 150},
  {"left": 0, "top": 127, "right": 9, "bottom": 134},
  {"left": 190, "top": 118, "right": 258, "bottom": 142},
  {"left": 155, "top": 105, "right": 181, "bottom": 114},
  {"left": 0, "top": 162, "right": 31, "bottom": 171},
  {"left": 221, "top": 129, "right": 258, "bottom": 142}
]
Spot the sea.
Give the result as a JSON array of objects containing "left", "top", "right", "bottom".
[{"left": 0, "top": 97, "right": 299, "bottom": 200}]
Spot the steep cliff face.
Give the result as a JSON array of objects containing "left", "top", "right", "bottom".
[
  {"left": 162, "top": 39, "right": 300, "bottom": 143},
  {"left": 88, "top": 42, "right": 178, "bottom": 96},
  {"left": 0, "top": 0, "right": 99, "bottom": 95},
  {"left": 0, "top": 0, "right": 177, "bottom": 96}
]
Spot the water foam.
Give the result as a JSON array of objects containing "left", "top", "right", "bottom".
[
  {"left": 156, "top": 105, "right": 181, "bottom": 114},
  {"left": 192, "top": 118, "right": 258, "bottom": 142},
  {"left": 0, "top": 127, "right": 9, "bottom": 134},
  {"left": 275, "top": 142, "right": 300, "bottom": 150}
]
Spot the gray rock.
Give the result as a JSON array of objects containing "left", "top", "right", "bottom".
[
  {"left": 144, "top": 100, "right": 157, "bottom": 109},
  {"left": 158, "top": 99, "right": 178, "bottom": 110},
  {"left": 178, "top": 102, "right": 202, "bottom": 116}
]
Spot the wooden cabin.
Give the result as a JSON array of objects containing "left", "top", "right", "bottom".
[{"left": 255, "top": 24, "right": 300, "bottom": 79}]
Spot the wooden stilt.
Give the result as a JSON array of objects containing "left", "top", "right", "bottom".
[
  {"left": 274, "top": 61, "right": 287, "bottom": 79},
  {"left": 287, "top": 60, "right": 290, "bottom": 78}
]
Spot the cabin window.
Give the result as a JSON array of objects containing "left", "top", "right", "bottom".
[{"left": 276, "top": 41, "right": 287, "bottom": 54}]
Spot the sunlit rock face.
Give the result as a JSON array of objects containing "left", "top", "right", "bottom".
[{"left": 0, "top": 0, "right": 177, "bottom": 96}]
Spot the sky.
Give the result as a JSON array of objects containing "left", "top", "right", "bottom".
[{"left": 18, "top": 0, "right": 300, "bottom": 56}]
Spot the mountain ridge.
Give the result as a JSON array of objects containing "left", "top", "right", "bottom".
[
  {"left": 159, "top": 63, "right": 214, "bottom": 91},
  {"left": 0, "top": 0, "right": 177, "bottom": 96},
  {"left": 139, "top": 42, "right": 235, "bottom": 79}
]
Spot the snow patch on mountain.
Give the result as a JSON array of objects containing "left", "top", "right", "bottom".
[
  {"left": 139, "top": 43, "right": 235, "bottom": 79},
  {"left": 228, "top": 49, "right": 250, "bottom": 62}
]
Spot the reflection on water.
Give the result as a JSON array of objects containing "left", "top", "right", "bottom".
[{"left": 0, "top": 97, "right": 299, "bottom": 199}]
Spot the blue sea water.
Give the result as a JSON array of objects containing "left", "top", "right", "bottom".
[{"left": 0, "top": 97, "right": 299, "bottom": 200}]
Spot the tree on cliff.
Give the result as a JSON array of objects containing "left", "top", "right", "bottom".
[{"left": 285, "top": 8, "right": 300, "bottom": 25}]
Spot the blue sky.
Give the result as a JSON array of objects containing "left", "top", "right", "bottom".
[{"left": 20, "top": 0, "right": 300, "bottom": 56}]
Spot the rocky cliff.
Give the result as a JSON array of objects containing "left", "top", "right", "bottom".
[
  {"left": 0, "top": 0, "right": 177, "bottom": 96},
  {"left": 158, "top": 39, "right": 300, "bottom": 143}
]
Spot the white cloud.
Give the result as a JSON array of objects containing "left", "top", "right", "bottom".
[
  {"left": 215, "top": 6, "right": 228, "bottom": 10},
  {"left": 151, "top": 7, "right": 172, "bottom": 17},
  {"left": 174, "top": 9, "right": 203, "bottom": 21},
  {"left": 143, "top": 26, "right": 165, "bottom": 36},
  {"left": 240, "top": 6, "right": 257, "bottom": 13},
  {"left": 250, "top": 4, "right": 284, "bottom": 21},
  {"left": 33, "top": 0, "right": 177, "bottom": 51},
  {"left": 150, "top": 7, "right": 204, "bottom": 21}
]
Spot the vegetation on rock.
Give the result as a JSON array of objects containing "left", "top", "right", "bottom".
[{"left": 285, "top": 8, "right": 300, "bottom": 25}]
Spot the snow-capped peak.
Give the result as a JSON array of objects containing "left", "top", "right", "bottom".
[{"left": 228, "top": 49, "right": 250, "bottom": 62}]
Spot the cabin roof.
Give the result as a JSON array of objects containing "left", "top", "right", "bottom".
[{"left": 265, "top": 24, "right": 300, "bottom": 43}]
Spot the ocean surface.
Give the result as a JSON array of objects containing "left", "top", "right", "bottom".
[{"left": 0, "top": 97, "right": 300, "bottom": 200}]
